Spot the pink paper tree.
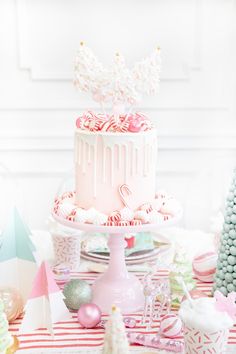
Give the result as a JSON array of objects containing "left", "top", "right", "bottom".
[{"left": 19, "top": 261, "right": 71, "bottom": 336}]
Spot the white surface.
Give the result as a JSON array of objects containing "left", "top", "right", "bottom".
[{"left": 0, "top": 0, "right": 236, "bottom": 231}]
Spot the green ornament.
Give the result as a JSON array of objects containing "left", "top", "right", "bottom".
[
  {"left": 233, "top": 272, "right": 236, "bottom": 278},
  {"left": 233, "top": 279, "right": 236, "bottom": 285},
  {"left": 225, "top": 273, "right": 233, "bottom": 282},
  {"left": 222, "top": 260, "right": 228, "bottom": 267},
  {"left": 230, "top": 224, "right": 234, "bottom": 229},
  {"left": 230, "top": 230, "right": 236, "bottom": 239},
  {"left": 231, "top": 215, "right": 236, "bottom": 224},
  {"left": 63, "top": 279, "right": 92, "bottom": 310},
  {"left": 226, "top": 216, "right": 231, "bottom": 224},
  {"left": 233, "top": 205, "right": 236, "bottom": 213},
  {"left": 216, "top": 278, "right": 222, "bottom": 287},
  {"left": 227, "top": 207, "right": 233, "bottom": 216},
  {"left": 228, "top": 193, "right": 234, "bottom": 201},
  {"left": 219, "top": 270, "right": 225, "bottom": 279},
  {"left": 220, "top": 286, "right": 227, "bottom": 295},
  {"left": 230, "top": 246, "right": 236, "bottom": 256},
  {"left": 228, "top": 255, "right": 236, "bottom": 265},
  {"left": 228, "top": 239, "right": 233, "bottom": 246},
  {"left": 227, "top": 265, "right": 233, "bottom": 272},
  {"left": 224, "top": 224, "right": 230, "bottom": 232},
  {"left": 227, "top": 283, "right": 235, "bottom": 292}
]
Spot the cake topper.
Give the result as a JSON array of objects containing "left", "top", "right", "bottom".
[{"left": 74, "top": 43, "right": 161, "bottom": 111}]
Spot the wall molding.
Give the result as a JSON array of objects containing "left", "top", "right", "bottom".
[
  {"left": 15, "top": 0, "right": 203, "bottom": 82},
  {"left": 1, "top": 134, "right": 236, "bottom": 152}
]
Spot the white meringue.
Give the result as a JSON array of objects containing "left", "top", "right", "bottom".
[
  {"left": 120, "top": 207, "right": 134, "bottom": 221},
  {"left": 160, "top": 199, "right": 181, "bottom": 215},
  {"left": 148, "top": 210, "right": 164, "bottom": 224},
  {"left": 134, "top": 210, "right": 150, "bottom": 223},
  {"left": 74, "top": 208, "right": 87, "bottom": 223},
  {"left": 57, "top": 203, "right": 75, "bottom": 219},
  {"left": 92, "top": 212, "right": 108, "bottom": 225}
]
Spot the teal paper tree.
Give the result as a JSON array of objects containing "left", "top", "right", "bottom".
[
  {"left": 213, "top": 169, "right": 236, "bottom": 295},
  {"left": 0, "top": 207, "right": 37, "bottom": 302}
]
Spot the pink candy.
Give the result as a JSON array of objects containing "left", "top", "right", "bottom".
[
  {"left": 108, "top": 211, "right": 121, "bottom": 222},
  {"left": 127, "top": 332, "right": 184, "bottom": 353},
  {"left": 75, "top": 111, "right": 153, "bottom": 133},
  {"left": 139, "top": 203, "right": 153, "bottom": 213},
  {"left": 130, "top": 219, "right": 142, "bottom": 226}
]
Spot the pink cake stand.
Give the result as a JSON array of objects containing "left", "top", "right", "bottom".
[{"left": 52, "top": 212, "right": 182, "bottom": 314}]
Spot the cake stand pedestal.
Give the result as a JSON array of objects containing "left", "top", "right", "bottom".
[{"left": 52, "top": 213, "right": 181, "bottom": 314}]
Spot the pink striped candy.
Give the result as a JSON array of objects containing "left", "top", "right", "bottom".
[
  {"left": 108, "top": 211, "right": 121, "bottom": 222},
  {"left": 139, "top": 203, "right": 153, "bottom": 214},
  {"left": 117, "top": 220, "right": 129, "bottom": 226},
  {"left": 160, "top": 314, "right": 182, "bottom": 339},
  {"left": 130, "top": 219, "right": 142, "bottom": 226},
  {"left": 104, "top": 221, "right": 116, "bottom": 226},
  {"left": 192, "top": 251, "right": 217, "bottom": 282}
]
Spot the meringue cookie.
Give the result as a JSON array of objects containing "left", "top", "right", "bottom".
[
  {"left": 134, "top": 210, "right": 150, "bottom": 223},
  {"left": 74, "top": 208, "right": 87, "bottom": 223},
  {"left": 120, "top": 207, "right": 134, "bottom": 221},
  {"left": 57, "top": 203, "right": 76, "bottom": 219},
  {"left": 160, "top": 199, "right": 180, "bottom": 216},
  {"left": 86, "top": 208, "right": 98, "bottom": 223},
  {"left": 92, "top": 212, "right": 108, "bottom": 225},
  {"left": 148, "top": 210, "right": 164, "bottom": 224}
]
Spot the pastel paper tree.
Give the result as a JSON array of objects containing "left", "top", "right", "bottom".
[
  {"left": 19, "top": 261, "right": 71, "bottom": 336},
  {"left": 169, "top": 250, "right": 195, "bottom": 308},
  {"left": 0, "top": 207, "right": 38, "bottom": 302},
  {"left": 213, "top": 169, "right": 236, "bottom": 295},
  {"left": 102, "top": 305, "right": 129, "bottom": 354}
]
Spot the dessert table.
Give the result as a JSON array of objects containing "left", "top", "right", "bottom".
[{"left": 9, "top": 270, "right": 236, "bottom": 354}]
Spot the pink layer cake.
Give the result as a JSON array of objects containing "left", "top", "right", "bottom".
[
  {"left": 74, "top": 111, "right": 157, "bottom": 214},
  {"left": 53, "top": 111, "right": 181, "bottom": 226}
]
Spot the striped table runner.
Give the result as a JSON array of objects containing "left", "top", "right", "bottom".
[{"left": 10, "top": 271, "right": 236, "bottom": 353}]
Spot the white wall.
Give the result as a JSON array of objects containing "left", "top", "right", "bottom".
[{"left": 0, "top": 0, "right": 236, "bottom": 230}]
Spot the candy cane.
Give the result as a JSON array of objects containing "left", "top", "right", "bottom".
[{"left": 119, "top": 184, "right": 132, "bottom": 208}]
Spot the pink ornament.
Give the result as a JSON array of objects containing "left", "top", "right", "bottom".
[
  {"left": 214, "top": 290, "right": 236, "bottom": 320},
  {"left": 192, "top": 251, "right": 217, "bottom": 282},
  {"left": 159, "top": 314, "right": 182, "bottom": 338},
  {"left": 77, "top": 303, "right": 101, "bottom": 328}
]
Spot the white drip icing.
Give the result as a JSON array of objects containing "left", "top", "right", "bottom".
[{"left": 75, "top": 130, "right": 157, "bottom": 199}]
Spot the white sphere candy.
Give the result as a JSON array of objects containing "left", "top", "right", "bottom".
[
  {"left": 192, "top": 251, "right": 217, "bottom": 282},
  {"left": 160, "top": 314, "right": 182, "bottom": 338}
]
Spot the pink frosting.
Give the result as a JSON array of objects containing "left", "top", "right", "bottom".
[{"left": 76, "top": 111, "right": 153, "bottom": 133}]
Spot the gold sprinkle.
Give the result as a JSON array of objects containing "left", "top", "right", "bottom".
[
  {"left": 112, "top": 305, "right": 117, "bottom": 312},
  {"left": 80, "top": 41, "right": 84, "bottom": 46}
]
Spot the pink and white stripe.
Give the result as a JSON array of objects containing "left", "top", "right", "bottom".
[{"left": 8, "top": 271, "right": 236, "bottom": 352}]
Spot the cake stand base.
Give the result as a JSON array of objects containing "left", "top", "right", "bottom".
[
  {"left": 52, "top": 212, "right": 182, "bottom": 314},
  {"left": 92, "top": 233, "right": 144, "bottom": 314}
]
